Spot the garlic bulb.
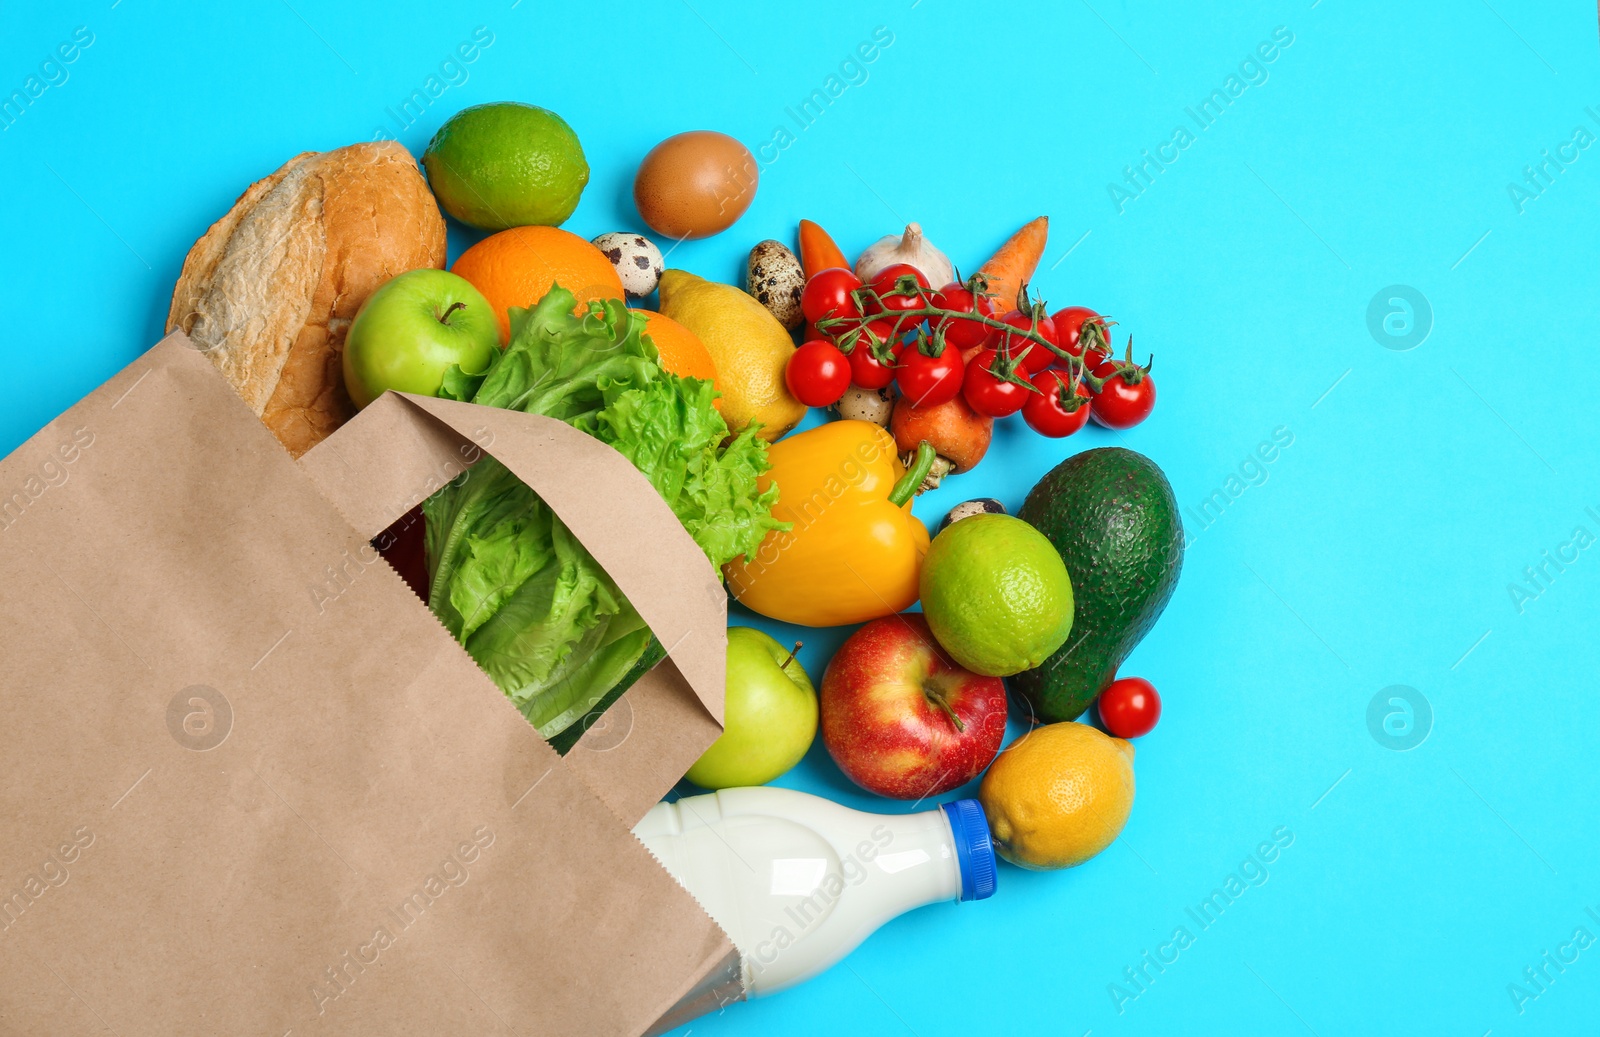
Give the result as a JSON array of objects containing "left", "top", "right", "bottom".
[{"left": 854, "top": 223, "right": 955, "bottom": 288}]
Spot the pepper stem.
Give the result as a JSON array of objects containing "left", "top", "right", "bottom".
[{"left": 889, "top": 441, "right": 937, "bottom": 506}]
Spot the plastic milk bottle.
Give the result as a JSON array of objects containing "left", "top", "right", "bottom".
[{"left": 633, "top": 786, "right": 997, "bottom": 996}]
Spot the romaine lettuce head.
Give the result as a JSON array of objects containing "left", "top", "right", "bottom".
[{"left": 424, "top": 285, "right": 783, "bottom": 740}]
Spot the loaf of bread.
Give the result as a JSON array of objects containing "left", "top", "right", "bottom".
[{"left": 167, "top": 141, "right": 447, "bottom": 457}]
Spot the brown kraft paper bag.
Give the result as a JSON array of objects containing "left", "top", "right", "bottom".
[{"left": 0, "top": 332, "right": 741, "bottom": 1036}]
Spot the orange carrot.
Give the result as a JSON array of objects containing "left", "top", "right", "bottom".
[
  {"left": 798, "top": 219, "right": 851, "bottom": 278},
  {"left": 976, "top": 216, "right": 1049, "bottom": 314}
]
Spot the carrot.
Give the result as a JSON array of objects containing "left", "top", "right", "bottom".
[
  {"left": 976, "top": 216, "right": 1049, "bottom": 314},
  {"left": 797, "top": 219, "right": 851, "bottom": 278}
]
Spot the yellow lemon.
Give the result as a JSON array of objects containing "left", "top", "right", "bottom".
[
  {"left": 979, "top": 721, "right": 1135, "bottom": 870},
  {"left": 658, "top": 269, "right": 805, "bottom": 441}
]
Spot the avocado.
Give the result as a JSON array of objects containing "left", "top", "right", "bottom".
[{"left": 1012, "top": 447, "right": 1183, "bottom": 723}]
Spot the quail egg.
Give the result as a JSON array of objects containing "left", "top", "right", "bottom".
[
  {"left": 746, "top": 239, "right": 805, "bottom": 329},
  {"left": 831, "top": 385, "right": 894, "bottom": 427},
  {"left": 939, "top": 498, "right": 1007, "bottom": 531},
  {"left": 591, "top": 232, "right": 664, "bottom": 298}
]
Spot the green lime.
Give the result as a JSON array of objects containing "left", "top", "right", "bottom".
[
  {"left": 422, "top": 102, "right": 589, "bottom": 231},
  {"left": 919, "top": 513, "right": 1074, "bottom": 677}
]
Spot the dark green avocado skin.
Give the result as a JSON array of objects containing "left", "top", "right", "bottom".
[{"left": 1012, "top": 447, "right": 1183, "bottom": 723}]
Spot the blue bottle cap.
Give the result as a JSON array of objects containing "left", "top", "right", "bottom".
[{"left": 942, "top": 799, "right": 997, "bottom": 901}]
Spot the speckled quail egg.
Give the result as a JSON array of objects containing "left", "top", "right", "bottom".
[
  {"left": 939, "top": 497, "right": 1007, "bottom": 531},
  {"left": 591, "top": 232, "right": 664, "bottom": 299},
  {"left": 831, "top": 385, "right": 894, "bottom": 427},
  {"left": 746, "top": 239, "right": 806, "bottom": 329}
]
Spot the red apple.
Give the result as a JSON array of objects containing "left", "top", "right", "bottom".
[{"left": 820, "top": 613, "right": 1007, "bottom": 799}]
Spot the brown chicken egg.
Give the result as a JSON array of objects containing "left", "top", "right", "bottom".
[{"left": 633, "top": 130, "right": 758, "bottom": 240}]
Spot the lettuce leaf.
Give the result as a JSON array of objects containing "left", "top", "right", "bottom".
[{"left": 424, "top": 285, "right": 783, "bottom": 741}]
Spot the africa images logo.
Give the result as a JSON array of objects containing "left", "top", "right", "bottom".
[
  {"left": 1108, "top": 826, "right": 1294, "bottom": 1014},
  {"left": 0, "top": 826, "right": 95, "bottom": 935},
  {"left": 308, "top": 825, "right": 496, "bottom": 1016},
  {"left": 166, "top": 685, "right": 233, "bottom": 752}
]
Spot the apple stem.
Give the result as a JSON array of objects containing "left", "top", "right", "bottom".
[
  {"left": 778, "top": 641, "right": 803, "bottom": 672},
  {"left": 932, "top": 696, "right": 967, "bottom": 733},
  {"left": 438, "top": 301, "right": 467, "bottom": 325}
]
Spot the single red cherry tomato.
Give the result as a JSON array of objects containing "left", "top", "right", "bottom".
[
  {"left": 997, "top": 308, "right": 1058, "bottom": 374},
  {"left": 866, "top": 263, "right": 931, "bottom": 316},
  {"left": 896, "top": 346, "right": 964, "bottom": 407},
  {"left": 801, "top": 268, "right": 863, "bottom": 326},
  {"left": 932, "top": 282, "right": 996, "bottom": 351},
  {"left": 1052, "top": 306, "right": 1111, "bottom": 368},
  {"left": 1090, "top": 360, "right": 1157, "bottom": 429},
  {"left": 932, "top": 282, "right": 979, "bottom": 311},
  {"left": 1022, "top": 369, "right": 1093, "bottom": 437},
  {"left": 874, "top": 262, "right": 928, "bottom": 284},
  {"left": 1098, "top": 676, "right": 1161, "bottom": 738},
  {"left": 786, "top": 339, "right": 852, "bottom": 407},
  {"left": 848, "top": 339, "right": 900, "bottom": 390},
  {"left": 961, "top": 348, "right": 1031, "bottom": 418}
]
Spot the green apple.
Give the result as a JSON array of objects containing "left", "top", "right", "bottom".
[
  {"left": 343, "top": 269, "right": 498, "bottom": 409},
  {"left": 686, "top": 627, "right": 817, "bottom": 789}
]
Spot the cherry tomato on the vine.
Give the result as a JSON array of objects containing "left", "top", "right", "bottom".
[
  {"left": 1090, "top": 359, "right": 1156, "bottom": 429},
  {"left": 786, "top": 339, "right": 852, "bottom": 408},
  {"left": 931, "top": 282, "right": 996, "bottom": 351},
  {"left": 801, "top": 268, "right": 863, "bottom": 326},
  {"left": 961, "top": 348, "right": 1032, "bottom": 418},
  {"left": 1051, "top": 306, "right": 1111, "bottom": 368},
  {"left": 996, "top": 308, "right": 1058, "bottom": 374},
  {"left": 848, "top": 339, "right": 900, "bottom": 390},
  {"left": 1022, "top": 369, "right": 1093, "bottom": 437},
  {"left": 895, "top": 345, "right": 964, "bottom": 408},
  {"left": 865, "top": 264, "right": 931, "bottom": 316},
  {"left": 831, "top": 316, "right": 897, "bottom": 349},
  {"left": 1097, "top": 676, "right": 1161, "bottom": 738},
  {"left": 833, "top": 314, "right": 905, "bottom": 365},
  {"left": 864, "top": 314, "right": 917, "bottom": 348}
]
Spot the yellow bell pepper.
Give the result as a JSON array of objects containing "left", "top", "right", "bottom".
[{"left": 725, "top": 421, "right": 936, "bottom": 627}]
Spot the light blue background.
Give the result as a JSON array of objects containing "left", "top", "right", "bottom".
[{"left": 6, "top": 1, "right": 1599, "bottom": 1034}]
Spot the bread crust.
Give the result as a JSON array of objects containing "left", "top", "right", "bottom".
[{"left": 167, "top": 141, "right": 446, "bottom": 456}]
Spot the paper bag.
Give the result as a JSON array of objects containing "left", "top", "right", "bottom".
[{"left": 0, "top": 334, "right": 740, "bottom": 1036}]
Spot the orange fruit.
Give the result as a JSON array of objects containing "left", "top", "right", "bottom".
[
  {"left": 635, "top": 310, "right": 722, "bottom": 412},
  {"left": 636, "top": 310, "right": 716, "bottom": 381},
  {"left": 450, "top": 226, "right": 624, "bottom": 341}
]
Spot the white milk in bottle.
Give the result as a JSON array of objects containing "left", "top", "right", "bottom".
[{"left": 634, "top": 786, "right": 997, "bottom": 996}]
